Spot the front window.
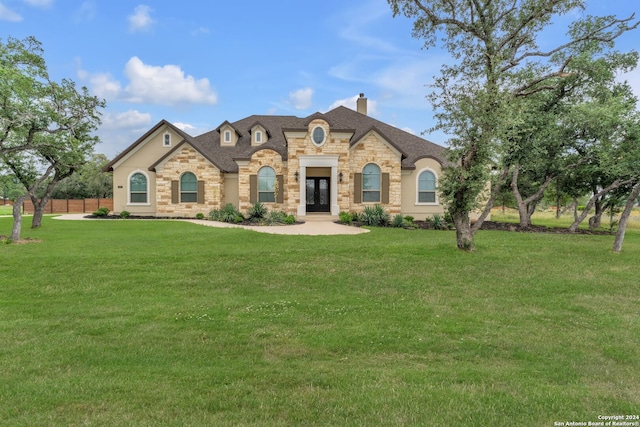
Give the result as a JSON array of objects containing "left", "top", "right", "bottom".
[
  {"left": 180, "top": 172, "right": 197, "bottom": 202},
  {"left": 258, "top": 167, "right": 276, "bottom": 203},
  {"left": 418, "top": 170, "right": 437, "bottom": 203},
  {"left": 312, "top": 126, "right": 326, "bottom": 146},
  {"left": 362, "top": 163, "right": 380, "bottom": 202},
  {"left": 130, "top": 172, "right": 147, "bottom": 203}
]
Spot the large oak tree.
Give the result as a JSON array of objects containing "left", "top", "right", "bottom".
[
  {"left": 388, "top": 0, "right": 638, "bottom": 251},
  {"left": 1, "top": 36, "right": 104, "bottom": 240}
]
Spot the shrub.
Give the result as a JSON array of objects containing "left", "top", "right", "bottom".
[
  {"left": 195, "top": 213, "right": 205, "bottom": 219},
  {"left": 404, "top": 215, "right": 414, "bottom": 224},
  {"left": 246, "top": 202, "right": 267, "bottom": 222},
  {"left": 209, "top": 204, "right": 243, "bottom": 224},
  {"left": 360, "top": 205, "right": 390, "bottom": 227},
  {"left": 93, "top": 207, "right": 110, "bottom": 217},
  {"left": 284, "top": 214, "right": 296, "bottom": 225},
  {"left": 431, "top": 213, "right": 448, "bottom": 230},
  {"left": 263, "top": 210, "right": 286, "bottom": 225},
  {"left": 392, "top": 214, "right": 405, "bottom": 228},
  {"left": 339, "top": 211, "right": 352, "bottom": 225},
  {"left": 119, "top": 210, "right": 130, "bottom": 219}
]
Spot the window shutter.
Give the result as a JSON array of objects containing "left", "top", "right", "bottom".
[
  {"left": 382, "top": 173, "right": 390, "bottom": 204},
  {"left": 171, "top": 180, "right": 179, "bottom": 204},
  {"left": 276, "top": 175, "right": 284, "bottom": 204},
  {"left": 197, "top": 181, "right": 205, "bottom": 204},
  {"left": 249, "top": 175, "right": 257, "bottom": 204},
  {"left": 354, "top": 173, "right": 362, "bottom": 204}
]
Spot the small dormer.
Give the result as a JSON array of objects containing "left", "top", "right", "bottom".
[
  {"left": 218, "top": 121, "right": 240, "bottom": 147},
  {"left": 250, "top": 123, "right": 268, "bottom": 146}
]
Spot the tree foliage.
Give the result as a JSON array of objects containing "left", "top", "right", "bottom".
[
  {"left": 388, "top": 0, "right": 639, "bottom": 250},
  {"left": 0, "top": 36, "right": 105, "bottom": 240}
]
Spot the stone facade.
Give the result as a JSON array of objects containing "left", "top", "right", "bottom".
[
  {"left": 105, "top": 102, "right": 452, "bottom": 219},
  {"left": 238, "top": 148, "right": 286, "bottom": 213},
  {"left": 349, "top": 131, "right": 403, "bottom": 214},
  {"left": 155, "top": 145, "right": 223, "bottom": 216}
]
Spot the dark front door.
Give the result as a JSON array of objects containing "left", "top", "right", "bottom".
[{"left": 306, "top": 177, "right": 330, "bottom": 212}]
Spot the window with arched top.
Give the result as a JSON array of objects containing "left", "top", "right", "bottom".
[
  {"left": 129, "top": 172, "right": 147, "bottom": 203},
  {"left": 258, "top": 167, "right": 276, "bottom": 203},
  {"left": 417, "top": 169, "right": 437, "bottom": 203},
  {"left": 362, "top": 163, "right": 381, "bottom": 202},
  {"left": 180, "top": 172, "right": 198, "bottom": 202}
]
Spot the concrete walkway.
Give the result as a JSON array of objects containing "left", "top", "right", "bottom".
[{"left": 52, "top": 213, "right": 369, "bottom": 236}]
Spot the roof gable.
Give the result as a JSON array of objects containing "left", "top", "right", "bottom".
[{"left": 103, "top": 120, "right": 193, "bottom": 172}]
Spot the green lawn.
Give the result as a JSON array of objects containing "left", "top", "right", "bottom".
[{"left": 1, "top": 217, "right": 638, "bottom": 426}]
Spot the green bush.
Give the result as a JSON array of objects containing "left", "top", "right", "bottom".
[
  {"left": 284, "top": 214, "right": 296, "bottom": 225},
  {"left": 246, "top": 202, "right": 267, "bottom": 222},
  {"left": 430, "top": 213, "right": 448, "bottom": 230},
  {"left": 392, "top": 214, "right": 405, "bottom": 228},
  {"left": 404, "top": 215, "right": 414, "bottom": 224},
  {"left": 339, "top": 211, "right": 352, "bottom": 225},
  {"left": 119, "top": 210, "right": 130, "bottom": 219},
  {"left": 360, "top": 205, "right": 390, "bottom": 227},
  {"left": 93, "top": 207, "right": 110, "bottom": 217},
  {"left": 195, "top": 213, "right": 205, "bottom": 219},
  {"left": 209, "top": 204, "right": 243, "bottom": 223},
  {"left": 263, "top": 210, "right": 286, "bottom": 225}
]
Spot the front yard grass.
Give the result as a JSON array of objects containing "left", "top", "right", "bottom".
[{"left": 1, "top": 217, "right": 638, "bottom": 426}]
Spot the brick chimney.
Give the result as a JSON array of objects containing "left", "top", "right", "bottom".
[{"left": 356, "top": 93, "right": 367, "bottom": 115}]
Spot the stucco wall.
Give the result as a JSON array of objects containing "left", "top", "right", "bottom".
[
  {"left": 400, "top": 157, "right": 445, "bottom": 220},
  {"left": 111, "top": 127, "right": 181, "bottom": 215}
]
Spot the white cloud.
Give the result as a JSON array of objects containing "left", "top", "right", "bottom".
[
  {"left": 89, "top": 72, "right": 122, "bottom": 100},
  {"left": 289, "top": 87, "right": 314, "bottom": 110},
  {"left": 23, "top": 0, "right": 53, "bottom": 7},
  {"left": 326, "top": 94, "right": 379, "bottom": 116},
  {"left": 191, "top": 26, "right": 209, "bottom": 36},
  {"left": 128, "top": 5, "right": 153, "bottom": 33},
  {"left": 0, "top": 4, "right": 22, "bottom": 21},
  {"left": 74, "top": 0, "right": 96, "bottom": 22},
  {"left": 96, "top": 110, "right": 153, "bottom": 157},
  {"left": 78, "top": 56, "right": 217, "bottom": 106},
  {"left": 100, "top": 110, "right": 151, "bottom": 130},
  {"left": 173, "top": 122, "right": 197, "bottom": 134},
  {"left": 122, "top": 57, "right": 217, "bottom": 105}
]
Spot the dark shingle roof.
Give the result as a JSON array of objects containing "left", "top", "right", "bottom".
[{"left": 105, "top": 107, "right": 447, "bottom": 173}]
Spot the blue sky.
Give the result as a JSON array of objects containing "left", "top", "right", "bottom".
[{"left": 1, "top": 0, "right": 638, "bottom": 159}]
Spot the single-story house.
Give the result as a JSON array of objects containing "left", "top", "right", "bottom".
[{"left": 104, "top": 94, "right": 449, "bottom": 219}]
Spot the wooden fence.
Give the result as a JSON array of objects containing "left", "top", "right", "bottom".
[{"left": 22, "top": 198, "right": 114, "bottom": 214}]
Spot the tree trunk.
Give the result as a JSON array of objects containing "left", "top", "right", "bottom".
[
  {"left": 569, "top": 179, "right": 630, "bottom": 232},
  {"left": 612, "top": 182, "right": 640, "bottom": 252},
  {"left": 453, "top": 211, "right": 475, "bottom": 251},
  {"left": 10, "top": 195, "right": 28, "bottom": 242},
  {"left": 510, "top": 166, "right": 554, "bottom": 228},
  {"left": 471, "top": 165, "right": 510, "bottom": 235},
  {"left": 589, "top": 196, "right": 604, "bottom": 230},
  {"left": 30, "top": 195, "right": 48, "bottom": 228}
]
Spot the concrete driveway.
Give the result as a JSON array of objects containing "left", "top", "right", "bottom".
[{"left": 53, "top": 214, "right": 369, "bottom": 236}]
